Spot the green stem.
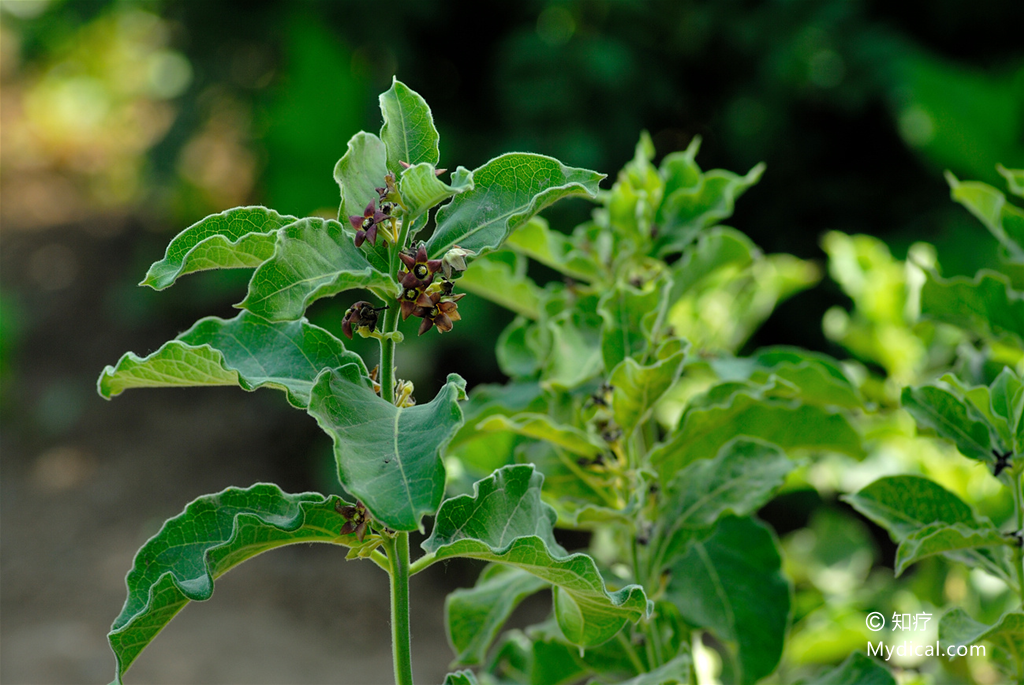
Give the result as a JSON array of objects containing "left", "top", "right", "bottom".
[
  {"left": 1014, "top": 472, "right": 1024, "bottom": 606},
  {"left": 383, "top": 532, "right": 414, "bottom": 685},
  {"left": 617, "top": 631, "right": 646, "bottom": 674},
  {"left": 379, "top": 304, "right": 399, "bottom": 405}
]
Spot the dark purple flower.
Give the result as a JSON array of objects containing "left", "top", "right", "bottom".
[
  {"left": 399, "top": 243, "right": 442, "bottom": 290},
  {"left": 349, "top": 201, "right": 392, "bottom": 247}
]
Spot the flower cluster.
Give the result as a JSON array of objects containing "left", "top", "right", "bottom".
[
  {"left": 348, "top": 173, "right": 398, "bottom": 247},
  {"left": 398, "top": 243, "right": 467, "bottom": 335}
]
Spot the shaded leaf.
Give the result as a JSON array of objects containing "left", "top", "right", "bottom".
[
  {"left": 141, "top": 206, "right": 298, "bottom": 290},
  {"left": 901, "top": 383, "right": 999, "bottom": 463},
  {"left": 543, "top": 304, "right": 604, "bottom": 390},
  {"left": 423, "top": 465, "right": 650, "bottom": 647},
  {"left": 307, "top": 367, "right": 467, "bottom": 531},
  {"left": 920, "top": 267, "right": 1024, "bottom": 344},
  {"left": 666, "top": 516, "right": 788, "bottom": 685},
  {"left": 442, "top": 670, "right": 479, "bottom": 685},
  {"left": 240, "top": 217, "right": 395, "bottom": 321},
  {"left": 97, "top": 312, "right": 364, "bottom": 408},
  {"left": 803, "top": 652, "right": 895, "bottom": 685},
  {"left": 334, "top": 131, "right": 390, "bottom": 227},
  {"left": 609, "top": 348, "right": 688, "bottom": 437},
  {"left": 108, "top": 484, "right": 353, "bottom": 684},
  {"left": 446, "top": 565, "right": 549, "bottom": 666},
  {"left": 426, "top": 153, "right": 604, "bottom": 258},
  {"left": 379, "top": 78, "right": 440, "bottom": 175},
  {"left": 649, "top": 387, "right": 862, "bottom": 483},
  {"left": 946, "top": 170, "right": 1024, "bottom": 259},
  {"left": 895, "top": 521, "right": 1007, "bottom": 576},
  {"left": 496, "top": 317, "right": 548, "bottom": 379},
  {"left": 616, "top": 655, "right": 692, "bottom": 685},
  {"left": 479, "top": 413, "right": 605, "bottom": 460},
  {"left": 599, "top": 273, "right": 672, "bottom": 369},
  {"left": 998, "top": 164, "right": 1024, "bottom": 199},
  {"left": 651, "top": 438, "right": 795, "bottom": 573},
  {"left": 940, "top": 609, "right": 1024, "bottom": 675}
]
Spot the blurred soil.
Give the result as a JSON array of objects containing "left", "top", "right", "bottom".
[{"left": 0, "top": 218, "right": 527, "bottom": 684}]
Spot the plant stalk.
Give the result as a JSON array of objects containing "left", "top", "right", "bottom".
[
  {"left": 1014, "top": 471, "right": 1024, "bottom": 605},
  {"left": 383, "top": 532, "right": 414, "bottom": 685}
]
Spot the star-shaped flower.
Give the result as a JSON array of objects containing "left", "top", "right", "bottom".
[
  {"left": 399, "top": 243, "right": 442, "bottom": 290},
  {"left": 349, "top": 201, "right": 392, "bottom": 247}
]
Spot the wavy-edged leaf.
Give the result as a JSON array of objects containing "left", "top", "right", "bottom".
[
  {"left": 307, "top": 367, "right": 467, "bottom": 531},
  {"left": 946, "top": 170, "right": 1024, "bottom": 259},
  {"left": 239, "top": 217, "right": 395, "bottom": 321},
  {"left": 666, "top": 516, "right": 788, "bottom": 685},
  {"left": 504, "top": 217, "right": 603, "bottom": 282},
  {"left": 98, "top": 312, "right": 363, "bottom": 408},
  {"left": 333, "top": 131, "right": 390, "bottom": 227},
  {"left": 920, "top": 268, "right": 1024, "bottom": 344},
  {"left": 141, "top": 207, "right": 299, "bottom": 290},
  {"left": 457, "top": 250, "right": 542, "bottom": 319},
  {"left": 599, "top": 273, "right": 672, "bottom": 369},
  {"left": 618, "top": 656, "right": 692, "bottom": 685},
  {"left": 843, "top": 476, "right": 1011, "bottom": 582},
  {"left": 609, "top": 348, "right": 688, "bottom": 437},
  {"left": 379, "top": 78, "right": 440, "bottom": 176},
  {"left": 543, "top": 304, "right": 604, "bottom": 390},
  {"left": 109, "top": 484, "right": 353, "bottom": 684},
  {"left": 652, "top": 438, "right": 795, "bottom": 573},
  {"left": 423, "top": 465, "right": 650, "bottom": 647},
  {"left": 446, "top": 565, "right": 549, "bottom": 666},
  {"left": 478, "top": 413, "right": 605, "bottom": 460},
  {"left": 895, "top": 521, "right": 1007, "bottom": 576},
  {"left": 940, "top": 609, "right": 1024, "bottom": 672},
  {"left": 649, "top": 388, "right": 862, "bottom": 483},
  {"left": 442, "top": 670, "right": 479, "bottom": 685},
  {"left": 426, "top": 153, "right": 604, "bottom": 258},
  {"left": 399, "top": 163, "right": 474, "bottom": 220},
  {"left": 901, "top": 383, "right": 999, "bottom": 463},
  {"left": 497, "top": 317, "right": 548, "bottom": 379},
  {"left": 804, "top": 652, "right": 895, "bottom": 685}
]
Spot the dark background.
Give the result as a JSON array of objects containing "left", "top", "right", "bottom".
[{"left": 2, "top": 0, "right": 1022, "bottom": 682}]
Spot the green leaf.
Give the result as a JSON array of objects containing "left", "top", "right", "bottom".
[
  {"left": 457, "top": 250, "right": 542, "bottom": 319},
  {"left": 108, "top": 484, "right": 352, "bottom": 684},
  {"left": 616, "top": 656, "right": 692, "bottom": 685},
  {"left": 901, "top": 383, "right": 999, "bottom": 463},
  {"left": 333, "top": 131, "right": 390, "bottom": 227},
  {"left": 843, "top": 476, "right": 1010, "bottom": 582},
  {"left": 239, "top": 217, "right": 395, "bottom": 321},
  {"left": 543, "top": 304, "right": 605, "bottom": 390},
  {"left": 442, "top": 670, "right": 479, "bottom": 685},
  {"left": 504, "top": 217, "right": 603, "bottom": 282},
  {"left": 666, "top": 516, "right": 788, "bottom": 685},
  {"left": 649, "top": 387, "right": 863, "bottom": 483},
  {"left": 998, "top": 164, "right": 1024, "bottom": 199},
  {"left": 940, "top": 609, "right": 1024, "bottom": 676},
  {"left": 98, "top": 312, "right": 364, "bottom": 408},
  {"left": 920, "top": 268, "right": 1024, "bottom": 344},
  {"left": 379, "top": 78, "right": 440, "bottom": 175},
  {"left": 843, "top": 476, "right": 978, "bottom": 541},
  {"left": 609, "top": 348, "right": 688, "bottom": 437},
  {"left": 426, "top": 153, "right": 604, "bottom": 258},
  {"left": 894, "top": 521, "right": 1008, "bottom": 576},
  {"left": 496, "top": 317, "right": 547, "bottom": 379},
  {"left": 652, "top": 438, "right": 795, "bottom": 573},
  {"left": 141, "top": 206, "right": 298, "bottom": 290},
  {"left": 478, "top": 413, "right": 606, "bottom": 460},
  {"left": 946, "top": 170, "right": 1024, "bottom": 259},
  {"left": 423, "top": 464, "right": 650, "bottom": 647},
  {"left": 307, "top": 367, "right": 467, "bottom": 531},
  {"left": 668, "top": 227, "right": 758, "bottom": 301},
  {"left": 398, "top": 163, "right": 474, "bottom": 220},
  {"left": 804, "top": 652, "right": 895, "bottom": 685},
  {"left": 599, "top": 273, "right": 672, "bottom": 369},
  {"left": 446, "top": 565, "right": 549, "bottom": 666}
]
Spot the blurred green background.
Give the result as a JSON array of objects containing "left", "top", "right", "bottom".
[{"left": 1, "top": 0, "right": 1022, "bottom": 683}]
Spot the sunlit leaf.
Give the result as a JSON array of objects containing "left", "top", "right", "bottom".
[
  {"left": 307, "top": 367, "right": 467, "bottom": 531},
  {"left": 599, "top": 273, "right": 672, "bottom": 369},
  {"left": 240, "top": 217, "right": 395, "bottom": 321},
  {"left": 668, "top": 226, "right": 758, "bottom": 301},
  {"left": 901, "top": 383, "right": 999, "bottom": 463},
  {"left": 423, "top": 465, "right": 650, "bottom": 647},
  {"left": 97, "top": 312, "right": 364, "bottom": 408},
  {"left": 609, "top": 348, "right": 688, "bottom": 437},
  {"left": 666, "top": 516, "right": 788, "bottom": 685},
  {"left": 141, "top": 206, "right": 298, "bottom": 290},
  {"left": 334, "top": 131, "right": 390, "bottom": 227},
  {"left": 457, "top": 250, "right": 542, "bottom": 319},
  {"left": 446, "top": 565, "right": 548, "bottom": 666},
  {"left": 998, "top": 165, "right": 1024, "bottom": 199},
  {"left": 920, "top": 268, "right": 1024, "bottom": 344},
  {"left": 946, "top": 170, "right": 1024, "bottom": 259},
  {"left": 398, "top": 163, "right": 474, "bottom": 219},
  {"left": 379, "top": 78, "right": 440, "bottom": 176},
  {"left": 426, "top": 153, "right": 604, "bottom": 258},
  {"left": 803, "top": 652, "right": 895, "bottom": 685},
  {"left": 108, "top": 484, "right": 353, "bottom": 684},
  {"left": 504, "top": 217, "right": 603, "bottom": 282}
]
